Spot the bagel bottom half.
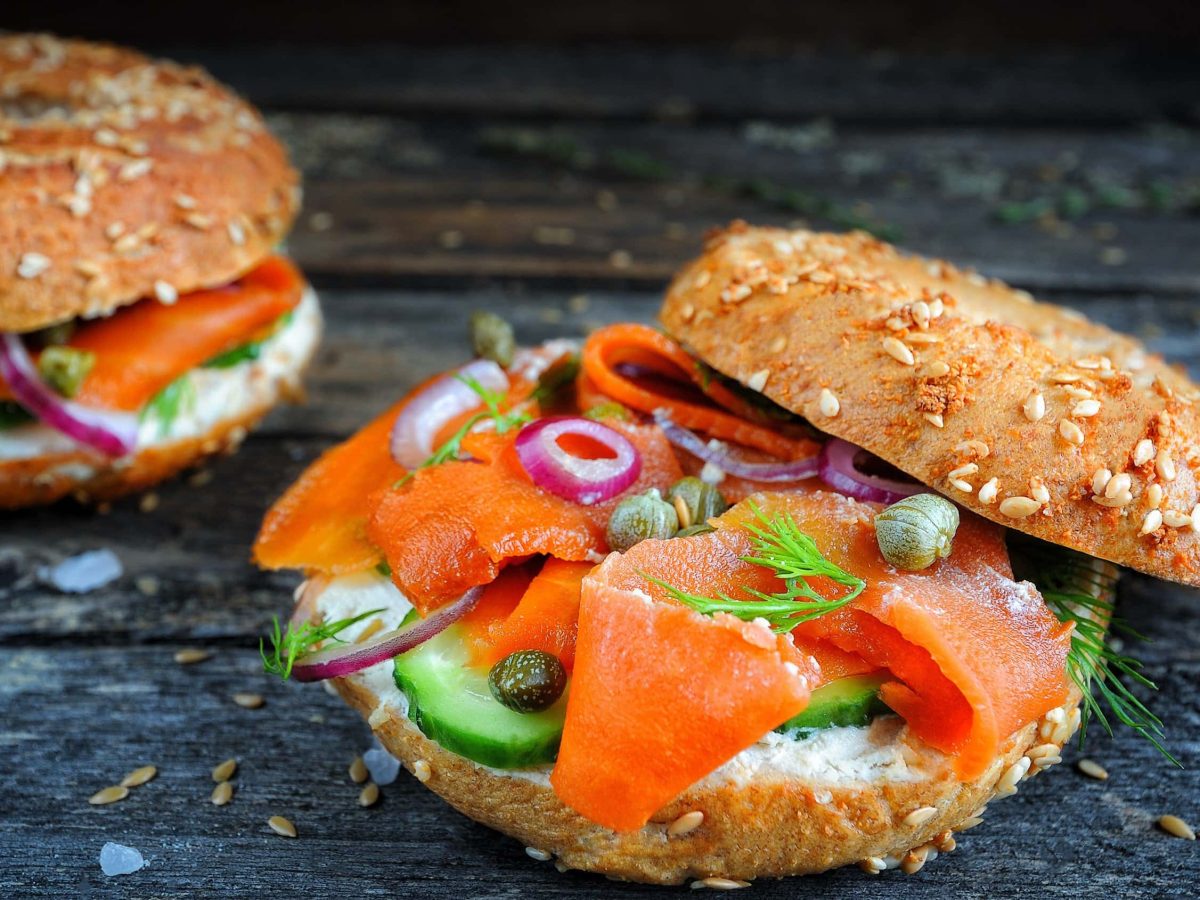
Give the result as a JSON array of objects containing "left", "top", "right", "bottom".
[
  {"left": 0, "top": 287, "right": 322, "bottom": 509},
  {"left": 314, "top": 572, "right": 1086, "bottom": 886}
]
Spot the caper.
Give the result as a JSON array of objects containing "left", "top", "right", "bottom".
[
  {"left": 875, "top": 493, "right": 960, "bottom": 571},
  {"left": 488, "top": 650, "right": 567, "bottom": 713},
  {"left": 37, "top": 347, "right": 95, "bottom": 398},
  {"left": 666, "top": 477, "right": 728, "bottom": 530},
  {"left": 605, "top": 489, "right": 679, "bottom": 552},
  {"left": 469, "top": 310, "right": 516, "bottom": 367},
  {"left": 675, "top": 523, "right": 716, "bottom": 538}
]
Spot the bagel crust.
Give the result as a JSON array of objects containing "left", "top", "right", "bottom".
[
  {"left": 659, "top": 223, "right": 1200, "bottom": 588},
  {"left": 0, "top": 33, "right": 300, "bottom": 331}
]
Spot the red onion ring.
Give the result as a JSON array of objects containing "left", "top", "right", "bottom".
[
  {"left": 0, "top": 333, "right": 138, "bottom": 457},
  {"left": 291, "top": 586, "right": 483, "bottom": 682},
  {"left": 818, "top": 438, "right": 921, "bottom": 504},
  {"left": 652, "top": 410, "right": 819, "bottom": 482},
  {"left": 390, "top": 359, "right": 509, "bottom": 467},
  {"left": 515, "top": 416, "right": 641, "bottom": 505}
]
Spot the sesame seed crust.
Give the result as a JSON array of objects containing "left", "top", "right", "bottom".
[
  {"left": 659, "top": 222, "right": 1200, "bottom": 588},
  {"left": 0, "top": 33, "right": 300, "bottom": 331}
]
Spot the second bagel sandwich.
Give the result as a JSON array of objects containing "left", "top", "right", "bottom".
[{"left": 0, "top": 34, "right": 320, "bottom": 508}]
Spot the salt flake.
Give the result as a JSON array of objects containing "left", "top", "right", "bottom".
[
  {"left": 363, "top": 739, "right": 401, "bottom": 785},
  {"left": 99, "top": 842, "right": 145, "bottom": 876},
  {"left": 38, "top": 549, "right": 123, "bottom": 593}
]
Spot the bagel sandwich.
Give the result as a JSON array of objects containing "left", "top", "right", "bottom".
[
  {"left": 252, "top": 225, "right": 1184, "bottom": 885},
  {"left": 0, "top": 33, "right": 319, "bottom": 508}
]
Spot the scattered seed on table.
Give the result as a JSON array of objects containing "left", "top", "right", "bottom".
[
  {"left": 232, "top": 692, "right": 264, "bottom": 709},
  {"left": 1158, "top": 815, "right": 1196, "bottom": 840},
  {"left": 174, "top": 648, "right": 210, "bottom": 665},
  {"left": 89, "top": 785, "right": 129, "bottom": 806},
  {"left": 211, "top": 781, "right": 234, "bottom": 806},
  {"left": 212, "top": 758, "right": 237, "bottom": 782},
  {"left": 120, "top": 765, "right": 157, "bottom": 787},
  {"left": 358, "top": 782, "right": 380, "bottom": 807},
  {"left": 268, "top": 815, "right": 298, "bottom": 838},
  {"left": 525, "top": 847, "right": 552, "bottom": 861},
  {"left": 349, "top": 756, "right": 368, "bottom": 784},
  {"left": 1076, "top": 759, "right": 1109, "bottom": 781}
]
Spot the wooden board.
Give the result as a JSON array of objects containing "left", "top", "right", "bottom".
[{"left": 1, "top": 42, "right": 1199, "bottom": 898}]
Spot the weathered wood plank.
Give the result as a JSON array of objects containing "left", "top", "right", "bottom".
[
  {"left": 264, "top": 115, "right": 1200, "bottom": 291},
  {"left": 168, "top": 44, "right": 1200, "bottom": 126},
  {"left": 0, "top": 645, "right": 1195, "bottom": 897}
]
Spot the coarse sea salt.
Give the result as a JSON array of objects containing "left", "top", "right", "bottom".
[
  {"left": 38, "top": 549, "right": 123, "bottom": 593},
  {"left": 99, "top": 842, "right": 145, "bottom": 876},
  {"left": 363, "top": 740, "right": 402, "bottom": 785}
]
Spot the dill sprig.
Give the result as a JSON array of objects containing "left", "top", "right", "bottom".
[
  {"left": 642, "top": 503, "right": 864, "bottom": 633},
  {"left": 260, "top": 608, "right": 385, "bottom": 680},
  {"left": 1013, "top": 540, "right": 1178, "bottom": 765}
]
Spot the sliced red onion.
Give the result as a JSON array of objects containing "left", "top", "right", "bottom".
[
  {"left": 0, "top": 333, "right": 137, "bottom": 457},
  {"left": 652, "top": 410, "right": 819, "bottom": 482},
  {"left": 818, "top": 438, "right": 921, "bottom": 505},
  {"left": 390, "top": 359, "right": 509, "bottom": 467},
  {"left": 515, "top": 416, "right": 641, "bottom": 505},
  {"left": 291, "top": 586, "right": 482, "bottom": 682}
]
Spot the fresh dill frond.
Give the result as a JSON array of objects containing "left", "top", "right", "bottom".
[
  {"left": 641, "top": 503, "right": 864, "bottom": 633},
  {"left": 1012, "top": 539, "right": 1178, "bottom": 765},
  {"left": 260, "top": 608, "right": 386, "bottom": 680}
]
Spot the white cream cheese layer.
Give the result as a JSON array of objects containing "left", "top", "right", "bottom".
[
  {"left": 0, "top": 286, "right": 322, "bottom": 462},
  {"left": 312, "top": 571, "right": 926, "bottom": 793}
]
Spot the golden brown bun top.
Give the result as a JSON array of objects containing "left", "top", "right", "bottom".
[
  {"left": 0, "top": 33, "right": 300, "bottom": 332},
  {"left": 660, "top": 222, "right": 1200, "bottom": 588}
]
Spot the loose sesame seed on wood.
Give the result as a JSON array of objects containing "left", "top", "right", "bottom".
[
  {"left": 211, "top": 781, "right": 234, "bottom": 806},
  {"left": 211, "top": 758, "right": 237, "bottom": 783},
  {"left": 267, "top": 815, "right": 298, "bottom": 838},
  {"left": 1157, "top": 815, "right": 1196, "bottom": 840},
  {"left": 1076, "top": 759, "right": 1109, "bottom": 781},
  {"left": 88, "top": 785, "right": 129, "bottom": 805},
  {"left": 173, "top": 648, "right": 211, "bottom": 665},
  {"left": 232, "top": 692, "right": 265, "bottom": 709},
  {"left": 120, "top": 765, "right": 157, "bottom": 788},
  {"left": 358, "top": 782, "right": 380, "bottom": 808},
  {"left": 349, "top": 756, "right": 369, "bottom": 784}
]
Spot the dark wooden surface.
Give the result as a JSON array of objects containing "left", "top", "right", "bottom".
[{"left": 2, "top": 44, "right": 1199, "bottom": 898}]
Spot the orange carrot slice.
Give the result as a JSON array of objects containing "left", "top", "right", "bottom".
[
  {"left": 550, "top": 576, "right": 818, "bottom": 832},
  {"left": 9, "top": 256, "right": 305, "bottom": 411},
  {"left": 581, "top": 323, "right": 818, "bottom": 460}
]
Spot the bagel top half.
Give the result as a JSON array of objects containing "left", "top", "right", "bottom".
[
  {"left": 0, "top": 33, "right": 300, "bottom": 332},
  {"left": 660, "top": 222, "right": 1200, "bottom": 589}
]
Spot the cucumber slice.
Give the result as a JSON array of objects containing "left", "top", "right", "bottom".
[
  {"left": 777, "top": 673, "right": 890, "bottom": 735},
  {"left": 393, "top": 623, "right": 566, "bottom": 769}
]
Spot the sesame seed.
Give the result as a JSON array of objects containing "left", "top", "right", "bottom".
[
  {"left": 1063, "top": 384, "right": 1095, "bottom": 401},
  {"left": 1077, "top": 759, "right": 1109, "bottom": 780},
  {"left": 668, "top": 810, "right": 705, "bottom": 836},
  {"left": 413, "top": 759, "right": 432, "bottom": 783},
  {"left": 948, "top": 463, "right": 978, "bottom": 480},
  {"left": 212, "top": 758, "right": 237, "bottom": 782},
  {"left": 929, "top": 298, "right": 945, "bottom": 317},
  {"left": 819, "top": 388, "right": 840, "bottom": 418},
  {"left": 268, "top": 815, "right": 298, "bottom": 838},
  {"left": 89, "top": 785, "right": 129, "bottom": 805},
  {"left": 227, "top": 220, "right": 246, "bottom": 246},
  {"left": 912, "top": 301, "right": 931, "bottom": 330},
  {"left": 1134, "top": 439, "right": 1155, "bottom": 467},
  {"left": 1140, "top": 509, "right": 1163, "bottom": 536},
  {"left": 1147, "top": 483, "right": 1164, "bottom": 509},
  {"left": 173, "top": 648, "right": 210, "bottom": 665},
  {"left": 978, "top": 478, "right": 999, "bottom": 505},
  {"left": 747, "top": 369, "right": 770, "bottom": 392},
  {"left": 926, "top": 360, "right": 951, "bottom": 378},
  {"left": 118, "top": 159, "right": 153, "bottom": 182},
  {"left": 903, "top": 806, "right": 939, "bottom": 827},
  {"left": 933, "top": 831, "right": 956, "bottom": 853},
  {"left": 905, "top": 332, "right": 942, "bottom": 345},
  {"left": 93, "top": 128, "right": 119, "bottom": 146},
  {"left": 1105, "top": 473, "right": 1132, "bottom": 500},
  {"left": 1155, "top": 450, "right": 1177, "bottom": 482},
  {"left": 693, "top": 269, "right": 712, "bottom": 289},
  {"left": 1191, "top": 503, "right": 1200, "bottom": 533},
  {"left": 1092, "top": 468, "right": 1112, "bottom": 495},
  {"left": 955, "top": 440, "right": 989, "bottom": 459},
  {"left": 120, "top": 765, "right": 158, "bottom": 788},
  {"left": 807, "top": 269, "right": 834, "bottom": 284},
  {"left": 232, "top": 692, "right": 264, "bottom": 709},
  {"left": 154, "top": 280, "right": 178, "bottom": 304},
  {"left": 882, "top": 336, "right": 915, "bottom": 366},
  {"left": 524, "top": 846, "right": 552, "bottom": 862},
  {"left": 1163, "top": 510, "right": 1193, "bottom": 528},
  {"left": 900, "top": 847, "right": 929, "bottom": 875},
  {"left": 1000, "top": 496, "right": 1041, "bottom": 518},
  {"left": 174, "top": 194, "right": 197, "bottom": 209},
  {"left": 1059, "top": 419, "right": 1085, "bottom": 446},
  {"left": 996, "top": 757, "right": 1032, "bottom": 796},
  {"left": 1023, "top": 392, "right": 1046, "bottom": 422},
  {"left": 858, "top": 858, "right": 885, "bottom": 875},
  {"left": 358, "top": 782, "right": 380, "bottom": 808},
  {"left": 349, "top": 756, "right": 369, "bottom": 784},
  {"left": 720, "top": 283, "right": 751, "bottom": 304},
  {"left": 211, "top": 781, "right": 234, "bottom": 806},
  {"left": 1051, "top": 371, "right": 1083, "bottom": 384},
  {"left": 16, "top": 252, "right": 50, "bottom": 279},
  {"left": 923, "top": 412, "right": 945, "bottom": 428},
  {"left": 1030, "top": 478, "right": 1051, "bottom": 504},
  {"left": 1073, "top": 399, "right": 1101, "bottom": 417},
  {"left": 768, "top": 335, "right": 787, "bottom": 354},
  {"left": 959, "top": 816, "right": 985, "bottom": 830},
  {"left": 184, "top": 213, "right": 213, "bottom": 230},
  {"left": 1158, "top": 815, "right": 1196, "bottom": 840},
  {"left": 1092, "top": 492, "right": 1132, "bottom": 508},
  {"left": 886, "top": 316, "right": 907, "bottom": 331},
  {"left": 690, "top": 877, "right": 750, "bottom": 890}
]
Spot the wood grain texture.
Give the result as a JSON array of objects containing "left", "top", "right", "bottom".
[{"left": 1, "top": 42, "right": 1199, "bottom": 898}]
